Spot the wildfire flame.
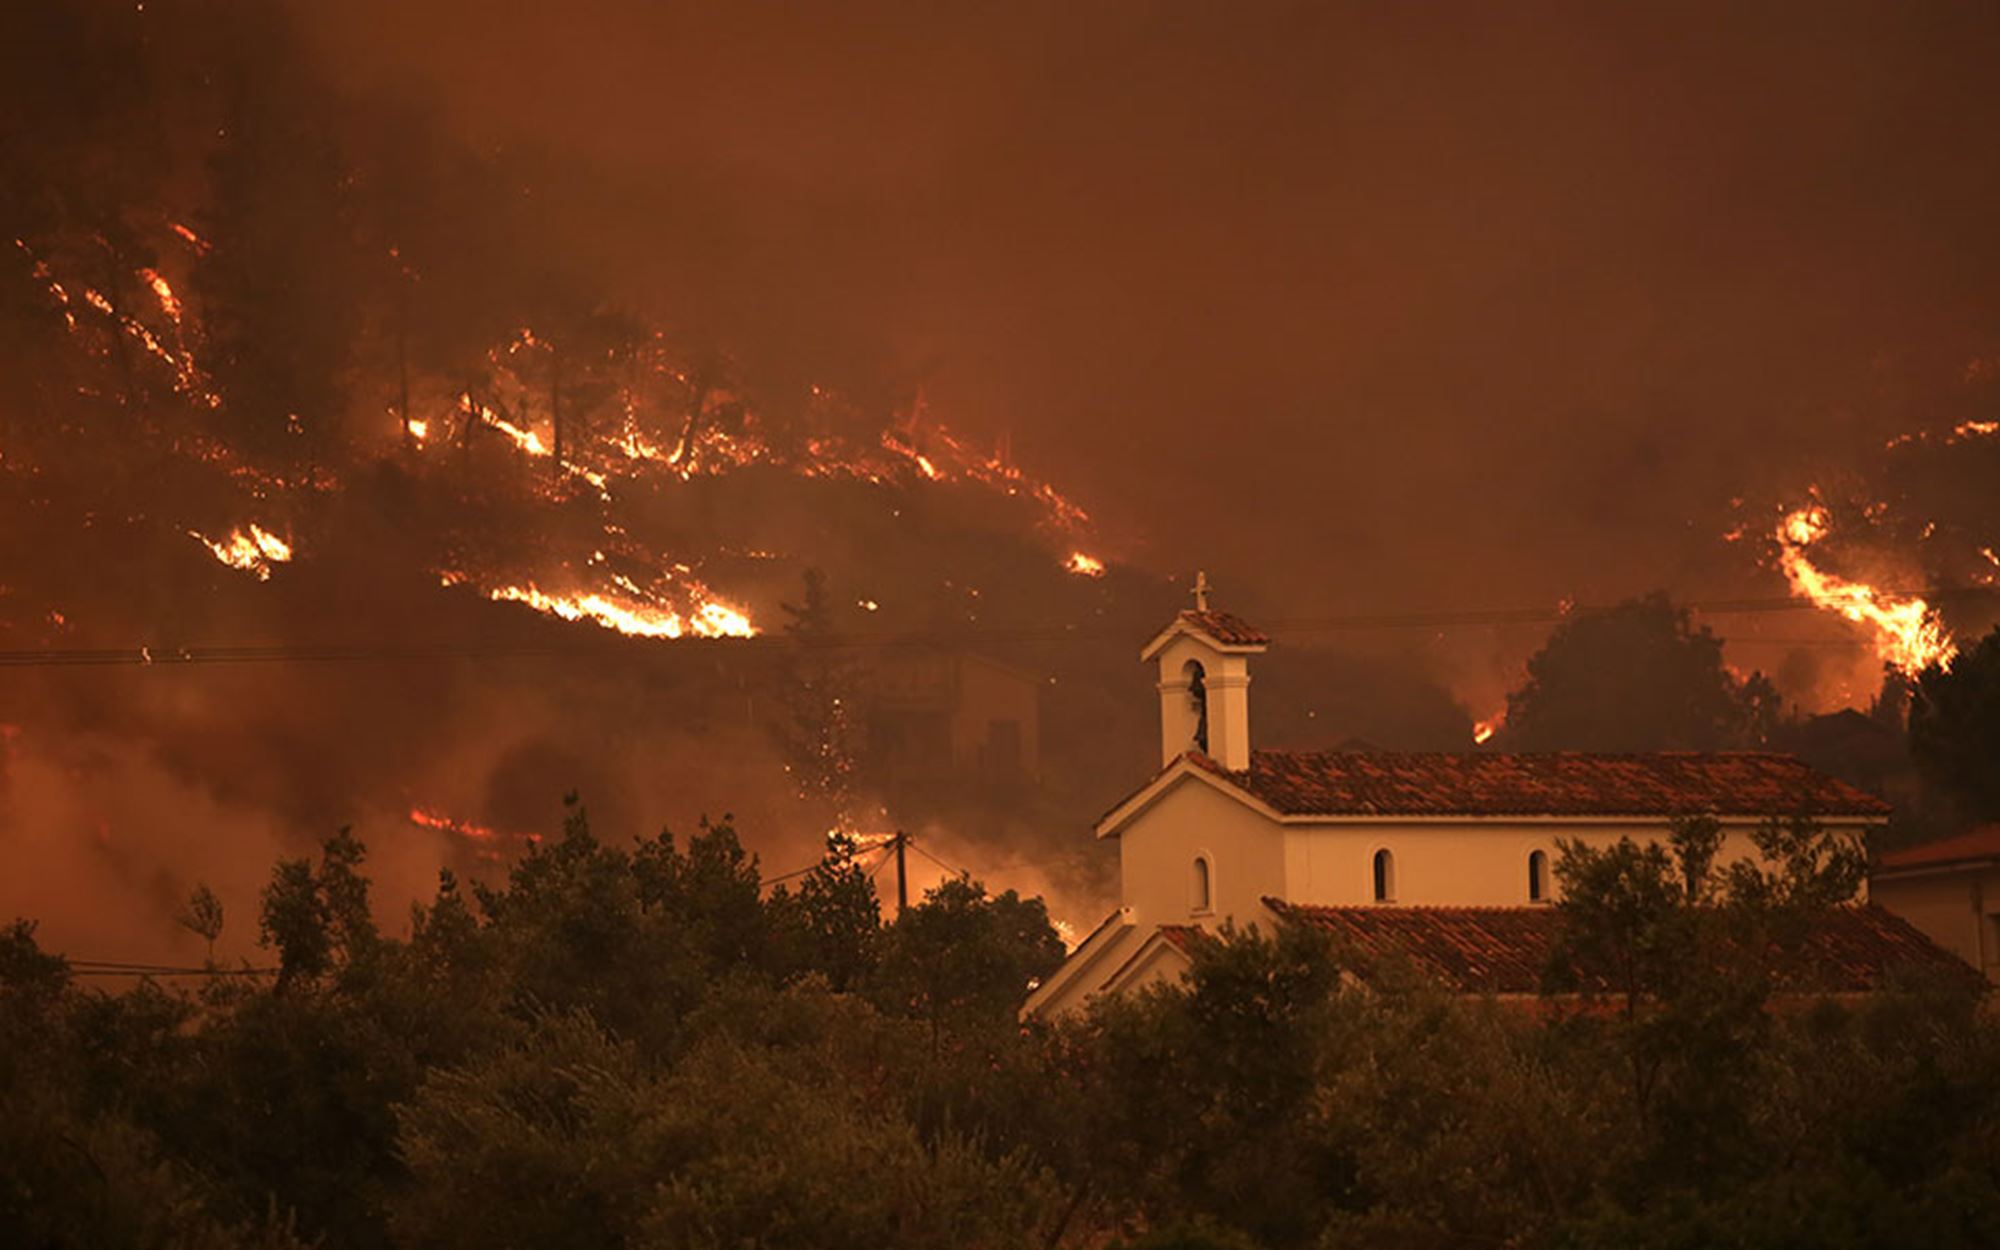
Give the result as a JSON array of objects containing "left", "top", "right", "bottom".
[
  {"left": 190, "top": 524, "right": 293, "bottom": 581},
  {"left": 408, "top": 806, "right": 502, "bottom": 840},
  {"left": 409, "top": 806, "right": 540, "bottom": 860},
  {"left": 486, "top": 582, "right": 754, "bottom": 639},
  {"left": 1774, "top": 504, "right": 1956, "bottom": 676},
  {"left": 1472, "top": 717, "right": 1500, "bottom": 745},
  {"left": 18, "top": 236, "right": 1104, "bottom": 663},
  {"left": 461, "top": 393, "right": 550, "bottom": 457},
  {"left": 139, "top": 268, "right": 182, "bottom": 323}
]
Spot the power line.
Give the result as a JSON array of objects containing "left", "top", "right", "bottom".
[
  {"left": 908, "top": 841, "right": 970, "bottom": 881},
  {"left": 65, "top": 960, "right": 276, "bottom": 977},
  {"left": 757, "top": 861, "right": 823, "bottom": 889},
  {"left": 757, "top": 841, "right": 890, "bottom": 890},
  {"left": 2, "top": 583, "right": 1989, "bottom": 669}
]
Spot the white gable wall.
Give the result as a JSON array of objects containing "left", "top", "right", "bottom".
[
  {"left": 1119, "top": 775, "right": 1286, "bottom": 930},
  {"left": 1871, "top": 867, "right": 2000, "bottom": 982}
]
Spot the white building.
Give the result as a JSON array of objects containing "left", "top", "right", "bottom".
[
  {"left": 1023, "top": 597, "right": 1954, "bottom": 1017},
  {"left": 1871, "top": 827, "right": 2000, "bottom": 985}
]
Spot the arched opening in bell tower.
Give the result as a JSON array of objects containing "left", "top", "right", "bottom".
[{"left": 1183, "top": 659, "right": 1209, "bottom": 754}]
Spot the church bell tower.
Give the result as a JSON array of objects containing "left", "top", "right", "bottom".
[{"left": 1139, "top": 573, "right": 1269, "bottom": 771}]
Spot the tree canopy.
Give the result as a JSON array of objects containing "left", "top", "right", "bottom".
[
  {"left": 1910, "top": 626, "right": 2000, "bottom": 820},
  {"left": 1501, "top": 594, "right": 1782, "bottom": 751},
  {"left": 3, "top": 800, "right": 1998, "bottom": 1249}
]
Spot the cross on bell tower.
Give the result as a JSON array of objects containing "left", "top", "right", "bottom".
[{"left": 1192, "top": 570, "right": 1211, "bottom": 612}]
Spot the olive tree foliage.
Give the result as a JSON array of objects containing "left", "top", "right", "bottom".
[
  {"left": 868, "top": 875, "right": 1068, "bottom": 1046},
  {"left": 7, "top": 793, "right": 2000, "bottom": 1250},
  {"left": 259, "top": 826, "right": 376, "bottom": 990},
  {"left": 391, "top": 999, "right": 1054, "bottom": 1250},
  {"left": 1542, "top": 814, "right": 1872, "bottom": 1191}
]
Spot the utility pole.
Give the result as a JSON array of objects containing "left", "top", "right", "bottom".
[{"left": 894, "top": 830, "right": 909, "bottom": 917}]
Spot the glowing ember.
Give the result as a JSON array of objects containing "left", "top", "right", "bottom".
[
  {"left": 1774, "top": 504, "right": 1956, "bottom": 676},
  {"left": 460, "top": 393, "right": 550, "bottom": 456},
  {"left": 408, "top": 807, "right": 501, "bottom": 840},
  {"left": 614, "top": 426, "right": 671, "bottom": 462},
  {"left": 139, "top": 268, "right": 182, "bottom": 322},
  {"left": 407, "top": 418, "right": 430, "bottom": 441},
  {"left": 190, "top": 524, "right": 293, "bottom": 581},
  {"left": 1064, "top": 551, "right": 1106, "bottom": 577},
  {"left": 1472, "top": 717, "right": 1500, "bottom": 745},
  {"left": 168, "top": 222, "right": 211, "bottom": 254},
  {"left": 489, "top": 416, "right": 548, "bottom": 456},
  {"left": 409, "top": 806, "right": 540, "bottom": 859},
  {"left": 486, "top": 582, "right": 754, "bottom": 639}
]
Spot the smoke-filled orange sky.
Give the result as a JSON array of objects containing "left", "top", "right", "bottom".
[
  {"left": 303, "top": 0, "right": 2000, "bottom": 613},
  {"left": 6, "top": 0, "right": 2000, "bottom": 961}
]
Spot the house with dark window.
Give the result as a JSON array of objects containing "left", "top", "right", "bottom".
[{"left": 869, "top": 648, "right": 1041, "bottom": 798}]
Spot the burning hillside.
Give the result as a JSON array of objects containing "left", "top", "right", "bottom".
[
  {"left": 1742, "top": 408, "right": 2000, "bottom": 704},
  {"left": 0, "top": 4, "right": 1128, "bottom": 962},
  {"left": 7, "top": 1, "right": 2000, "bottom": 961}
]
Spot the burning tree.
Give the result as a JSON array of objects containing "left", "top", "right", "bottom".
[{"left": 775, "top": 568, "right": 859, "bottom": 824}]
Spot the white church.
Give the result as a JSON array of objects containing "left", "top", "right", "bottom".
[{"left": 1022, "top": 590, "right": 1958, "bottom": 1017}]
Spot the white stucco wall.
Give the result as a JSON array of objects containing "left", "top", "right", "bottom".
[
  {"left": 1110, "top": 775, "right": 1878, "bottom": 918},
  {"left": 1279, "top": 821, "right": 1870, "bottom": 907},
  {"left": 1871, "top": 867, "right": 2000, "bottom": 982},
  {"left": 1118, "top": 775, "right": 1285, "bottom": 930}
]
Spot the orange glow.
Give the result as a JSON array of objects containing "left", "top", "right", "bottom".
[
  {"left": 1064, "top": 551, "right": 1106, "bottom": 577},
  {"left": 408, "top": 807, "right": 501, "bottom": 840},
  {"left": 485, "top": 582, "right": 754, "bottom": 639},
  {"left": 1472, "top": 717, "right": 1500, "bottom": 745},
  {"left": 139, "top": 268, "right": 182, "bottom": 322},
  {"left": 458, "top": 393, "right": 551, "bottom": 456},
  {"left": 1774, "top": 504, "right": 1955, "bottom": 676},
  {"left": 190, "top": 524, "right": 293, "bottom": 580},
  {"left": 168, "top": 221, "right": 211, "bottom": 254}
]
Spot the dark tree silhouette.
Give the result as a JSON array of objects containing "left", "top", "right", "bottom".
[
  {"left": 1910, "top": 626, "right": 2000, "bottom": 819},
  {"left": 1502, "top": 594, "right": 1778, "bottom": 751}
]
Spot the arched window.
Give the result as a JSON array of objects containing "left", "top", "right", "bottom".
[
  {"left": 1184, "top": 659, "right": 1209, "bottom": 754},
  {"left": 1191, "top": 855, "right": 1212, "bottom": 914},
  {"left": 1528, "top": 850, "right": 1550, "bottom": 903},
  {"left": 1372, "top": 848, "right": 1395, "bottom": 903}
]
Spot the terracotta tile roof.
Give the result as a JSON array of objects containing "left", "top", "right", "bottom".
[
  {"left": 1188, "top": 750, "right": 1890, "bottom": 819},
  {"left": 1877, "top": 825, "right": 2000, "bottom": 872},
  {"left": 1265, "top": 899, "right": 1975, "bottom": 995},
  {"left": 1156, "top": 924, "right": 1204, "bottom": 955},
  {"left": 1177, "top": 609, "right": 1270, "bottom": 647}
]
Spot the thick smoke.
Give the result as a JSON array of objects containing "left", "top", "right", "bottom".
[{"left": 7, "top": 2, "right": 2000, "bottom": 955}]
